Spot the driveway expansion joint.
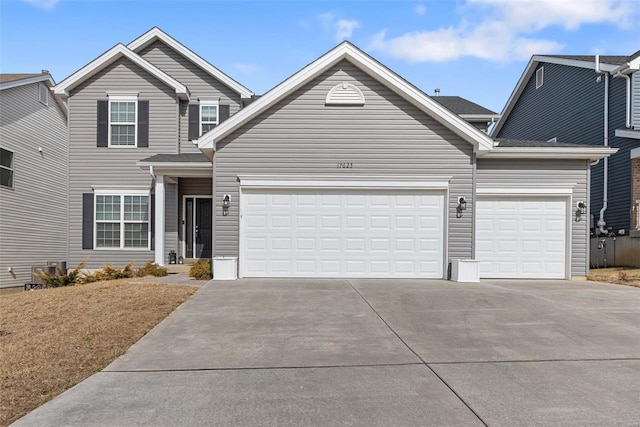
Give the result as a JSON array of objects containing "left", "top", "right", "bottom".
[{"left": 103, "top": 362, "right": 425, "bottom": 373}]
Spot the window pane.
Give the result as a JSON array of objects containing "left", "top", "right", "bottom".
[
  {"left": 111, "top": 102, "right": 135, "bottom": 123},
  {"left": 0, "top": 148, "right": 13, "bottom": 169},
  {"left": 124, "top": 223, "right": 149, "bottom": 248},
  {"left": 0, "top": 168, "right": 12, "bottom": 188},
  {"left": 96, "top": 223, "right": 120, "bottom": 248},
  {"left": 124, "top": 195, "right": 149, "bottom": 221},
  {"left": 201, "top": 123, "right": 216, "bottom": 133},
  {"left": 111, "top": 125, "right": 135, "bottom": 146},
  {"left": 96, "top": 195, "right": 120, "bottom": 220},
  {"left": 201, "top": 105, "right": 217, "bottom": 122}
]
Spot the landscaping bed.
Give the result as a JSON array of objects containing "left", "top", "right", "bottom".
[
  {"left": 0, "top": 279, "right": 197, "bottom": 426},
  {"left": 588, "top": 267, "right": 640, "bottom": 288}
]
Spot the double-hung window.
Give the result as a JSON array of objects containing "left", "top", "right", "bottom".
[
  {"left": 0, "top": 148, "right": 14, "bottom": 188},
  {"left": 95, "top": 191, "right": 150, "bottom": 249},
  {"left": 109, "top": 95, "right": 137, "bottom": 147},
  {"left": 200, "top": 100, "right": 219, "bottom": 135}
]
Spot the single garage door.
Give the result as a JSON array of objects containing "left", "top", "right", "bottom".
[
  {"left": 240, "top": 189, "right": 445, "bottom": 278},
  {"left": 476, "top": 197, "right": 567, "bottom": 279}
]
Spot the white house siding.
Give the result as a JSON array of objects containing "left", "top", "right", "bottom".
[
  {"left": 0, "top": 82, "right": 68, "bottom": 289},
  {"left": 214, "top": 60, "right": 474, "bottom": 262},
  {"left": 476, "top": 159, "right": 589, "bottom": 277},
  {"left": 67, "top": 58, "right": 179, "bottom": 268},
  {"left": 138, "top": 41, "right": 243, "bottom": 153}
]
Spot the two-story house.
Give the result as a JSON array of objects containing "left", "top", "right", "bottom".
[
  {"left": 492, "top": 51, "right": 640, "bottom": 237},
  {"left": 0, "top": 72, "right": 68, "bottom": 292},
  {"left": 55, "top": 28, "right": 615, "bottom": 280}
]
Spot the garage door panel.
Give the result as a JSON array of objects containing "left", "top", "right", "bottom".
[
  {"left": 241, "top": 189, "right": 444, "bottom": 278},
  {"left": 477, "top": 198, "right": 566, "bottom": 279}
]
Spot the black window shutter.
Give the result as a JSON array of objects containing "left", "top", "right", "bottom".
[
  {"left": 150, "top": 194, "right": 155, "bottom": 250},
  {"left": 219, "top": 104, "right": 230, "bottom": 123},
  {"left": 138, "top": 100, "right": 149, "bottom": 147},
  {"left": 97, "top": 100, "right": 108, "bottom": 147},
  {"left": 188, "top": 104, "right": 199, "bottom": 140},
  {"left": 82, "top": 193, "right": 94, "bottom": 249}
]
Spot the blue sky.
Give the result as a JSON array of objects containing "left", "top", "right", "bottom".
[{"left": 1, "top": 0, "right": 639, "bottom": 113}]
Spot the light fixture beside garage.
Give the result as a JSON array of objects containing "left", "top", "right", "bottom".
[
  {"left": 457, "top": 196, "right": 467, "bottom": 218},
  {"left": 576, "top": 201, "right": 587, "bottom": 221},
  {"left": 222, "top": 194, "right": 231, "bottom": 216}
]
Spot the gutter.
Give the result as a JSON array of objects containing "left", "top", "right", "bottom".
[
  {"left": 596, "top": 55, "right": 609, "bottom": 234},
  {"left": 614, "top": 72, "right": 632, "bottom": 128}
]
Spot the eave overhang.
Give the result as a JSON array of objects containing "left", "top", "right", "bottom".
[{"left": 478, "top": 146, "right": 618, "bottom": 161}]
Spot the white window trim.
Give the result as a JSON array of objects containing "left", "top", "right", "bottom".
[
  {"left": 94, "top": 190, "right": 151, "bottom": 250},
  {"left": 0, "top": 147, "right": 14, "bottom": 189},
  {"left": 38, "top": 83, "right": 48, "bottom": 106},
  {"left": 536, "top": 66, "right": 544, "bottom": 89},
  {"left": 200, "top": 99, "right": 219, "bottom": 135},
  {"left": 108, "top": 94, "right": 138, "bottom": 148}
]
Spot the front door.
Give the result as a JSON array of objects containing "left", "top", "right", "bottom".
[{"left": 184, "top": 197, "right": 212, "bottom": 259}]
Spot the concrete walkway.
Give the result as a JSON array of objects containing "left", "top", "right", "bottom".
[{"left": 11, "top": 278, "right": 640, "bottom": 426}]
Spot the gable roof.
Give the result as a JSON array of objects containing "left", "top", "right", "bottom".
[
  {"left": 430, "top": 95, "right": 500, "bottom": 122},
  {"left": 198, "top": 42, "right": 495, "bottom": 153},
  {"left": 127, "top": 27, "right": 253, "bottom": 99},
  {"left": 491, "top": 49, "right": 640, "bottom": 137},
  {"left": 0, "top": 73, "right": 54, "bottom": 90},
  {"left": 54, "top": 44, "right": 189, "bottom": 100}
]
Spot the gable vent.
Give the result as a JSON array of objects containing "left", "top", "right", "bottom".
[{"left": 325, "top": 82, "right": 365, "bottom": 106}]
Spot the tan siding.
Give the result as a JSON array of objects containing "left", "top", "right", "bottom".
[
  {"left": 138, "top": 41, "right": 242, "bottom": 152},
  {"left": 0, "top": 82, "right": 68, "bottom": 288},
  {"left": 476, "top": 159, "right": 589, "bottom": 277},
  {"left": 214, "top": 60, "right": 474, "bottom": 263},
  {"left": 67, "top": 58, "right": 179, "bottom": 268}
]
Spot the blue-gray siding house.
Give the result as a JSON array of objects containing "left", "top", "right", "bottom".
[{"left": 493, "top": 51, "right": 640, "bottom": 236}]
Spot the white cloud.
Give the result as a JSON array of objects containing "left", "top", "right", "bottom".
[
  {"left": 335, "top": 19, "right": 360, "bottom": 41},
  {"left": 415, "top": 5, "right": 427, "bottom": 16},
  {"left": 21, "top": 0, "right": 59, "bottom": 10},
  {"left": 370, "top": 0, "right": 637, "bottom": 63},
  {"left": 234, "top": 63, "right": 262, "bottom": 75}
]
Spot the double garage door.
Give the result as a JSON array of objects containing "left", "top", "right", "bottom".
[{"left": 240, "top": 188, "right": 446, "bottom": 278}]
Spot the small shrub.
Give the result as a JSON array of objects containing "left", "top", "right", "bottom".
[
  {"left": 78, "top": 261, "right": 136, "bottom": 284},
  {"left": 189, "top": 259, "right": 211, "bottom": 280},
  {"left": 35, "top": 259, "right": 87, "bottom": 288},
  {"left": 139, "top": 261, "right": 168, "bottom": 277}
]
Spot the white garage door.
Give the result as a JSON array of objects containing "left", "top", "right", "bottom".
[
  {"left": 240, "top": 189, "right": 445, "bottom": 278},
  {"left": 476, "top": 197, "right": 567, "bottom": 279}
]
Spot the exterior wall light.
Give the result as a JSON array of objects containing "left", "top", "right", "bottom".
[
  {"left": 222, "top": 194, "right": 231, "bottom": 216},
  {"left": 576, "top": 201, "right": 587, "bottom": 221},
  {"left": 457, "top": 196, "right": 467, "bottom": 218}
]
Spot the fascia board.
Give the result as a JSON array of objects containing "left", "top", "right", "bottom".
[
  {"left": 459, "top": 114, "right": 501, "bottom": 121},
  {"left": 478, "top": 146, "right": 618, "bottom": 160},
  {"left": 199, "top": 43, "right": 493, "bottom": 152},
  {"left": 136, "top": 161, "right": 212, "bottom": 168},
  {"left": 612, "top": 57, "right": 640, "bottom": 75},
  {"left": 128, "top": 28, "right": 253, "bottom": 99},
  {"left": 0, "top": 74, "right": 54, "bottom": 91},
  {"left": 533, "top": 55, "right": 618, "bottom": 72},
  {"left": 54, "top": 44, "right": 189, "bottom": 100}
]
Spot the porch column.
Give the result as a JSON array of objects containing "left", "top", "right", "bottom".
[{"left": 154, "top": 174, "right": 165, "bottom": 265}]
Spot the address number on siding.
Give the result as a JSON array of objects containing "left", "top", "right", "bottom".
[{"left": 337, "top": 162, "right": 353, "bottom": 168}]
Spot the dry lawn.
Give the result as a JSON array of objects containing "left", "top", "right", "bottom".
[
  {"left": 0, "top": 279, "right": 197, "bottom": 426},
  {"left": 588, "top": 267, "right": 640, "bottom": 288}
]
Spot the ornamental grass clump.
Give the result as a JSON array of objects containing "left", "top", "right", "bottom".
[{"left": 189, "top": 259, "right": 212, "bottom": 280}]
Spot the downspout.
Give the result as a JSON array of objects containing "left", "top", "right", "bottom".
[
  {"left": 614, "top": 71, "right": 631, "bottom": 128},
  {"left": 597, "top": 60, "right": 609, "bottom": 234}
]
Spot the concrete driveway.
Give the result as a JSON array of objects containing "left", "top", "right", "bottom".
[{"left": 12, "top": 278, "right": 640, "bottom": 426}]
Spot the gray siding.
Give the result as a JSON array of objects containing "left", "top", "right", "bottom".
[
  {"left": 0, "top": 82, "right": 68, "bottom": 288},
  {"left": 67, "top": 58, "right": 179, "bottom": 268},
  {"left": 214, "top": 60, "right": 474, "bottom": 264},
  {"left": 476, "top": 159, "right": 589, "bottom": 277},
  {"left": 633, "top": 72, "right": 640, "bottom": 129},
  {"left": 497, "top": 62, "right": 634, "bottom": 232},
  {"left": 138, "top": 41, "right": 242, "bottom": 153}
]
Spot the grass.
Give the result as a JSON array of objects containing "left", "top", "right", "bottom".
[
  {"left": 0, "top": 279, "right": 197, "bottom": 426},
  {"left": 588, "top": 267, "right": 640, "bottom": 288}
]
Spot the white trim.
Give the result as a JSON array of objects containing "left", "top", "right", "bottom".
[
  {"left": 532, "top": 55, "right": 619, "bottom": 72},
  {"left": 92, "top": 185, "right": 150, "bottom": 192},
  {"left": 200, "top": 99, "right": 219, "bottom": 135},
  {"left": 108, "top": 95, "right": 138, "bottom": 148},
  {"left": 0, "top": 74, "right": 54, "bottom": 91},
  {"left": 458, "top": 114, "right": 501, "bottom": 121},
  {"left": 38, "top": 82, "right": 49, "bottom": 105},
  {"left": 479, "top": 146, "right": 617, "bottom": 160},
  {"left": 181, "top": 195, "right": 213, "bottom": 259},
  {"left": 325, "top": 82, "right": 365, "bottom": 105},
  {"left": 477, "top": 186, "right": 575, "bottom": 196},
  {"left": 0, "top": 146, "right": 14, "bottom": 189},
  {"left": 54, "top": 44, "right": 189, "bottom": 100},
  {"left": 197, "top": 42, "right": 494, "bottom": 153},
  {"left": 137, "top": 161, "right": 212, "bottom": 169},
  {"left": 93, "top": 190, "right": 152, "bottom": 251},
  {"left": 536, "top": 66, "right": 544, "bottom": 89},
  {"left": 154, "top": 176, "right": 165, "bottom": 264},
  {"left": 238, "top": 174, "right": 452, "bottom": 190},
  {"left": 475, "top": 193, "right": 572, "bottom": 280},
  {"left": 612, "top": 55, "right": 640, "bottom": 76},
  {"left": 631, "top": 147, "right": 640, "bottom": 159},
  {"left": 616, "top": 128, "right": 640, "bottom": 140},
  {"left": 127, "top": 27, "right": 253, "bottom": 99}
]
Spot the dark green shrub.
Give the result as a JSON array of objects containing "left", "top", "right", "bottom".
[
  {"left": 189, "top": 259, "right": 211, "bottom": 280},
  {"left": 35, "top": 259, "right": 87, "bottom": 288},
  {"left": 140, "top": 261, "right": 168, "bottom": 277}
]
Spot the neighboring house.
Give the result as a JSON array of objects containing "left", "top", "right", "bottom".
[
  {"left": 55, "top": 29, "right": 615, "bottom": 280},
  {"left": 0, "top": 72, "right": 68, "bottom": 291},
  {"left": 492, "top": 51, "right": 640, "bottom": 236},
  {"left": 430, "top": 94, "right": 500, "bottom": 133}
]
